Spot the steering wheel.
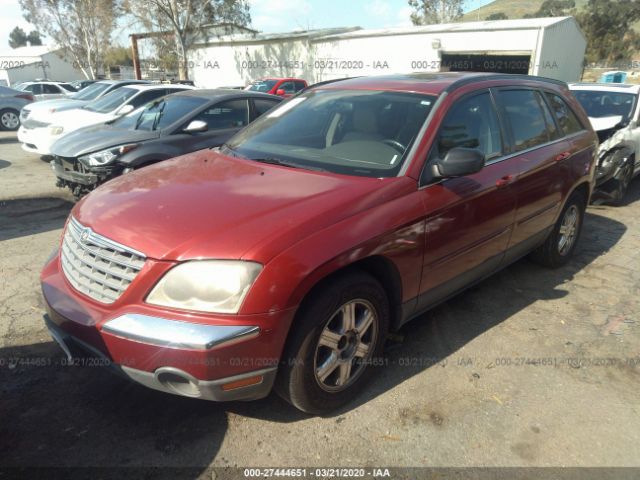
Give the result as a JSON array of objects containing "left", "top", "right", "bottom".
[{"left": 383, "top": 139, "right": 406, "bottom": 153}]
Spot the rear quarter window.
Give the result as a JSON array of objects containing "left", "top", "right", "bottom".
[{"left": 545, "top": 92, "right": 584, "bottom": 136}]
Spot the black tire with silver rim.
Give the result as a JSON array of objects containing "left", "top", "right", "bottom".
[
  {"left": 276, "top": 271, "right": 389, "bottom": 414},
  {"left": 530, "top": 190, "right": 586, "bottom": 268},
  {"left": 0, "top": 109, "right": 20, "bottom": 131}
]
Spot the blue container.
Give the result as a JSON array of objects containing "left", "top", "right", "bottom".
[{"left": 599, "top": 71, "right": 628, "bottom": 83}]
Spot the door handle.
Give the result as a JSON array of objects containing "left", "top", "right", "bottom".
[
  {"left": 555, "top": 151, "right": 571, "bottom": 162},
  {"left": 496, "top": 174, "right": 514, "bottom": 187}
]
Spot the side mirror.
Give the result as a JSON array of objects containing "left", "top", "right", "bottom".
[
  {"left": 117, "top": 104, "right": 134, "bottom": 116},
  {"left": 183, "top": 119, "right": 208, "bottom": 133},
  {"left": 276, "top": 89, "right": 286, "bottom": 96},
  {"left": 433, "top": 147, "right": 485, "bottom": 178}
]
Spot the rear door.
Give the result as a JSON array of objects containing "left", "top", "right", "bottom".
[
  {"left": 493, "top": 88, "right": 569, "bottom": 258},
  {"left": 416, "top": 89, "right": 518, "bottom": 311}
]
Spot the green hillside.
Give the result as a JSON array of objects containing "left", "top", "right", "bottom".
[{"left": 461, "top": 0, "right": 588, "bottom": 22}]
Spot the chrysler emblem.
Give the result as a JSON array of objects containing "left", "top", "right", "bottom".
[{"left": 80, "top": 227, "right": 92, "bottom": 243}]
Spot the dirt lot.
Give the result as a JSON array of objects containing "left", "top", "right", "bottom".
[{"left": 0, "top": 130, "right": 639, "bottom": 474}]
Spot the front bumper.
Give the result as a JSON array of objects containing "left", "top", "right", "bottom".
[
  {"left": 50, "top": 159, "right": 100, "bottom": 186},
  {"left": 45, "top": 315, "right": 277, "bottom": 401},
  {"left": 41, "top": 253, "right": 295, "bottom": 402},
  {"left": 17, "top": 125, "right": 60, "bottom": 156}
]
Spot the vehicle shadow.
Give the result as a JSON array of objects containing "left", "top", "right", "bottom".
[
  {"left": 0, "top": 134, "right": 18, "bottom": 144},
  {"left": 0, "top": 341, "right": 228, "bottom": 470},
  {"left": 0, "top": 197, "right": 74, "bottom": 241},
  {"left": 0, "top": 160, "right": 10, "bottom": 170}
]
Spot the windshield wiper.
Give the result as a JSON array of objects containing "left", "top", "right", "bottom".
[{"left": 251, "top": 157, "right": 304, "bottom": 169}]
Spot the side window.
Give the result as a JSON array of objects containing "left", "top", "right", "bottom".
[
  {"left": 545, "top": 92, "right": 583, "bottom": 136},
  {"left": 496, "top": 89, "right": 552, "bottom": 152},
  {"left": 43, "top": 84, "right": 61, "bottom": 94},
  {"left": 193, "top": 99, "right": 249, "bottom": 130},
  {"left": 294, "top": 81, "right": 306, "bottom": 92},
  {"left": 436, "top": 92, "right": 502, "bottom": 160},
  {"left": 254, "top": 99, "right": 280, "bottom": 117},
  {"left": 279, "top": 82, "right": 295, "bottom": 94},
  {"left": 128, "top": 90, "right": 166, "bottom": 109},
  {"left": 25, "top": 84, "right": 42, "bottom": 94}
]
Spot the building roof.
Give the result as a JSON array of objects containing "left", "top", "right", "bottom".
[
  {"left": 194, "top": 27, "right": 361, "bottom": 46},
  {"left": 319, "top": 17, "right": 578, "bottom": 41}
]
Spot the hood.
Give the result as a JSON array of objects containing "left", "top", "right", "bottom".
[
  {"left": 51, "top": 124, "right": 158, "bottom": 157},
  {"left": 73, "top": 150, "right": 415, "bottom": 262},
  {"left": 49, "top": 108, "right": 111, "bottom": 132},
  {"left": 25, "top": 99, "right": 87, "bottom": 116},
  {"left": 589, "top": 115, "right": 623, "bottom": 132}
]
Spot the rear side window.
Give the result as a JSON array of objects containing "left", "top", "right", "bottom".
[
  {"left": 496, "top": 89, "right": 552, "bottom": 152},
  {"left": 194, "top": 99, "right": 249, "bottom": 130},
  {"left": 436, "top": 92, "right": 502, "bottom": 160},
  {"left": 253, "top": 98, "right": 280, "bottom": 117},
  {"left": 545, "top": 92, "right": 583, "bottom": 136},
  {"left": 43, "top": 84, "right": 61, "bottom": 94}
]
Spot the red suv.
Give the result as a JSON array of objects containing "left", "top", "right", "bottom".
[
  {"left": 41, "top": 73, "right": 597, "bottom": 413},
  {"left": 245, "top": 77, "right": 307, "bottom": 97}
]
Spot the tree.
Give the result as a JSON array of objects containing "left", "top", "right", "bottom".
[
  {"left": 8, "top": 27, "right": 42, "bottom": 48},
  {"left": 576, "top": 0, "right": 640, "bottom": 63},
  {"left": 523, "top": 0, "right": 575, "bottom": 18},
  {"left": 104, "top": 46, "right": 134, "bottom": 67},
  {"left": 9, "top": 27, "right": 27, "bottom": 48},
  {"left": 486, "top": 12, "right": 508, "bottom": 20},
  {"left": 26, "top": 30, "right": 43, "bottom": 46},
  {"left": 408, "top": 0, "right": 464, "bottom": 25},
  {"left": 19, "top": 0, "right": 119, "bottom": 79},
  {"left": 124, "top": 0, "right": 252, "bottom": 80}
]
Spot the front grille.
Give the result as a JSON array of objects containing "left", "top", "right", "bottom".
[{"left": 60, "top": 217, "right": 146, "bottom": 303}]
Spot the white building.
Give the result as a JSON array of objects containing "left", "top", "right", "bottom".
[
  {"left": 0, "top": 45, "right": 84, "bottom": 86},
  {"left": 188, "top": 17, "right": 586, "bottom": 88}
]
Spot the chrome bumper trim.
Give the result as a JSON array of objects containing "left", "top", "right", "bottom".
[{"left": 101, "top": 313, "right": 260, "bottom": 350}]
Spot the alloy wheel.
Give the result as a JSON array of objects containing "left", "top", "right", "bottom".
[
  {"left": 314, "top": 299, "right": 378, "bottom": 392},
  {"left": 558, "top": 205, "right": 579, "bottom": 256}
]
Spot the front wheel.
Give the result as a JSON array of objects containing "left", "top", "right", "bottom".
[
  {"left": 530, "top": 191, "right": 586, "bottom": 268},
  {"left": 275, "top": 271, "right": 389, "bottom": 414}
]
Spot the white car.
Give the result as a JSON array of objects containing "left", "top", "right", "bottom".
[
  {"left": 20, "top": 80, "right": 150, "bottom": 123},
  {"left": 569, "top": 82, "right": 640, "bottom": 204},
  {"left": 18, "top": 84, "right": 194, "bottom": 156},
  {"left": 14, "top": 81, "right": 76, "bottom": 101}
]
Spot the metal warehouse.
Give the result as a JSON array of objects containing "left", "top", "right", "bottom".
[{"left": 188, "top": 16, "right": 586, "bottom": 87}]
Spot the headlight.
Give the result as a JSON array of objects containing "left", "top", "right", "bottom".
[
  {"left": 49, "top": 125, "right": 64, "bottom": 135},
  {"left": 78, "top": 144, "right": 138, "bottom": 167},
  {"left": 146, "top": 260, "right": 262, "bottom": 314}
]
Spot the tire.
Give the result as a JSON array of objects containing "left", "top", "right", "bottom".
[
  {"left": 608, "top": 161, "right": 633, "bottom": 206},
  {"left": 0, "top": 108, "right": 20, "bottom": 131},
  {"left": 530, "top": 191, "right": 586, "bottom": 268},
  {"left": 275, "top": 271, "right": 389, "bottom": 414}
]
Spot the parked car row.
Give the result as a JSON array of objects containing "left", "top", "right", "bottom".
[{"left": 39, "top": 72, "right": 604, "bottom": 414}]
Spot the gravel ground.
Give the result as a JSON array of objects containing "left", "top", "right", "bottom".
[{"left": 0, "top": 130, "right": 638, "bottom": 474}]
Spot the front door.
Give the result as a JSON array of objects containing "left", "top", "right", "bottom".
[{"left": 416, "top": 90, "right": 518, "bottom": 312}]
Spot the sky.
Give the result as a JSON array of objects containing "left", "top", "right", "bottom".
[{"left": 0, "top": 0, "right": 494, "bottom": 52}]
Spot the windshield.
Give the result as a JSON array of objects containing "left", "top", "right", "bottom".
[
  {"left": 112, "top": 95, "right": 207, "bottom": 131},
  {"left": 83, "top": 87, "right": 137, "bottom": 113},
  {"left": 226, "top": 89, "right": 436, "bottom": 177},
  {"left": 572, "top": 90, "right": 636, "bottom": 120},
  {"left": 246, "top": 80, "right": 277, "bottom": 92},
  {"left": 72, "top": 82, "right": 111, "bottom": 101}
]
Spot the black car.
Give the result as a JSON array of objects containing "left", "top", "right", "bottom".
[{"left": 50, "top": 89, "right": 282, "bottom": 197}]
